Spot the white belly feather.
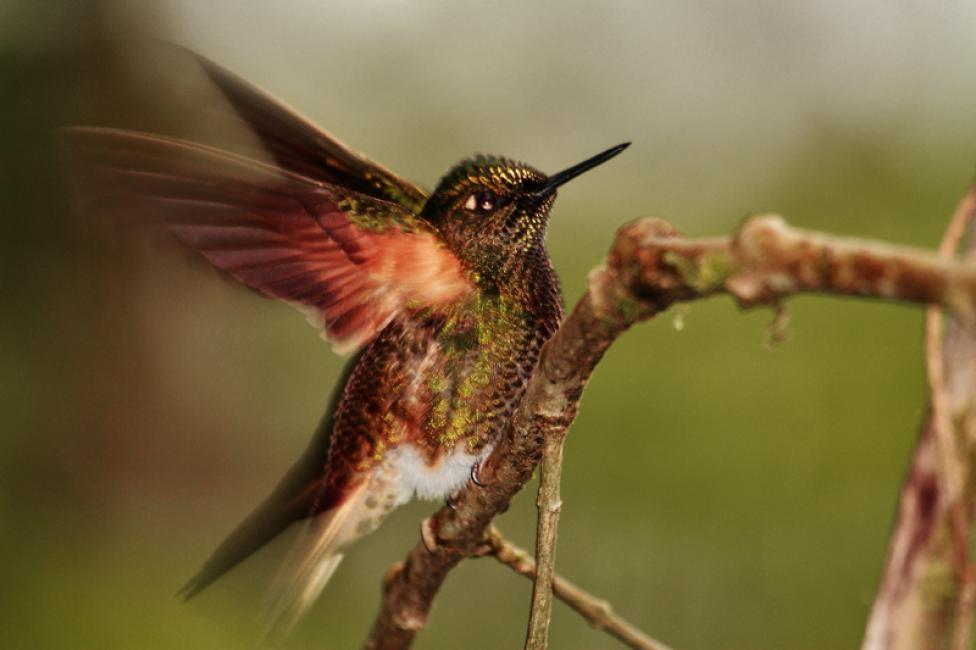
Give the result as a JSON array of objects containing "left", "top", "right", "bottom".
[{"left": 388, "top": 443, "right": 492, "bottom": 501}]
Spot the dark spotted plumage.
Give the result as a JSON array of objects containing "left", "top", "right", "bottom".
[{"left": 62, "top": 49, "right": 628, "bottom": 632}]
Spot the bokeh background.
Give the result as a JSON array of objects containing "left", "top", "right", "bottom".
[{"left": 3, "top": 1, "right": 976, "bottom": 648}]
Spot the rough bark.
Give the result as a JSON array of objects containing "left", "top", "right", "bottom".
[
  {"left": 365, "top": 211, "right": 976, "bottom": 650},
  {"left": 862, "top": 190, "right": 976, "bottom": 650}
]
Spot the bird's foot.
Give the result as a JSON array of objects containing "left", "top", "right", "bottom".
[{"left": 470, "top": 461, "right": 486, "bottom": 487}]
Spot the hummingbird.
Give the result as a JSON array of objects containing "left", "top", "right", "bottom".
[{"left": 63, "top": 52, "right": 629, "bottom": 631}]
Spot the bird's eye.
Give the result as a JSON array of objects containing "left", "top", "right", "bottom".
[{"left": 464, "top": 190, "right": 497, "bottom": 213}]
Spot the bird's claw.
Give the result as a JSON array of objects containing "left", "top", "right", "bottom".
[{"left": 470, "top": 461, "right": 486, "bottom": 487}]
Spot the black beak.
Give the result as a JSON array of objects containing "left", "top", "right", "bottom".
[{"left": 531, "top": 142, "right": 630, "bottom": 197}]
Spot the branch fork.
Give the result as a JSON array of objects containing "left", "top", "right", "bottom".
[{"left": 366, "top": 201, "right": 976, "bottom": 650}]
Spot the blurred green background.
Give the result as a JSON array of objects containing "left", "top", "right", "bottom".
[{"left": 2, "top": 1, "right": 975, "bottom": 648}]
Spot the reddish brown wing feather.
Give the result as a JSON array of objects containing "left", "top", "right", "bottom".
[
  {"left": 185, "top": 49, "right": 428, "bottom": 213},
  {"left": 63, "top": 127, "right": 473, "bottom": 351}
]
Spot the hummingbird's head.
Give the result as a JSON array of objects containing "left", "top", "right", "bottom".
[{"left": 421, "top": 143, "right": 629, "bottom": 285}]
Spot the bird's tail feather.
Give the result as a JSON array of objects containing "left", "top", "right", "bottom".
[
  {"left": 261, "top": 481, "right": 371, "bottom": 640},
  {"left": 178, "top": 351, "right": 363, "bottom": 600},
  {"left": 177, "top": 461, "right": 324, "bottom": 600}
]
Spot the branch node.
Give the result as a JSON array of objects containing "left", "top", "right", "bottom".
[
  {"left": 382, "top": 561, "right": 405, "bottom": 591},
  {"left": 544, "top": 498, "right": 563, "bottom": 514},
  {"left": 732, "top": 213, "right": 792, "bottom": 270},
  {"left": 392, "top": 612, "right": 427, "bottom": 633},
  {"left": 420, "top": 517, "right": 439, "bottom": 554},
  {"left": 588, "top": 598, "right": 614, "bottom": 629}
]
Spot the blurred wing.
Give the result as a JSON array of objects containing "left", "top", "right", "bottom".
[
  {"left": 187, "top": 50, "right": 428, "bottom": 212},
  {"left": 63, "top": 127, "right": 473, "bottom": 352}
]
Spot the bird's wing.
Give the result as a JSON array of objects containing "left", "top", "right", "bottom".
[
  {"left": 178, "top": 348, "right": 362, "bottom": 600},
  {"left": 63, "top": 127, "right": 474, "bottom": 353},
  {"left": 187, "top": 50, "right": 429, "bottom": 213}
]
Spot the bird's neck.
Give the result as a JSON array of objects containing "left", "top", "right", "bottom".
[{"left": 493, "top": 244, "right": 564, "bottom": 332}]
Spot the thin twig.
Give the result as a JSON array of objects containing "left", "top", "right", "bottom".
[
  {"left": 525, "top": 428, "right": 566, "bottom": 649},
  {"left": 488, "top": 529, "right": 674, "bottom": 650},
  {"left": 936, "top": 193, "right": 976, "bottom": 650},
  {"left": 954, "top": 565, "right": 976, "bottom": 650},
  {"left": 366, "top": 212, "right": 976, "bottom": 650},
  {"left": 926, "top": 191, "right": 975, "bottom": 510},
  {"left": 861, "top": 188, "right": 976, "bottom": 650}
]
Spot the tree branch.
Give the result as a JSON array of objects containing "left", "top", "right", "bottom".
[
  {"left": 612, "top": 213, "right": 976, "bottom": 316},
  {"left": 524, "top": 420, "right": 565, "bottom": 650},
  {"left": 487, "top": 528, "right": 674, "bottom": 650},
  {"left": 364, "top": 225, "right": 646, "bottom": 650},
  {"left": 861, "top": 189, "right": 976, "bottom": 650},
  {"left": 365, "top": 211, "right": 976, "bottom": 650}
]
